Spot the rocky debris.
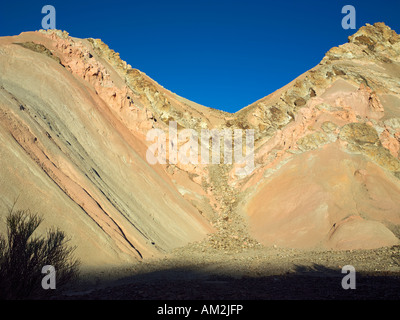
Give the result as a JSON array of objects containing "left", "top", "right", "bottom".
[
  {"left": 201, "top": 164, "right": 261, "bottom": 252},
  {"left": 59, "top": 245, "right": 400, "bottom": 300}
]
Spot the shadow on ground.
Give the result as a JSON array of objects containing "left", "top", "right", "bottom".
[{"left": 52, "top": 263, "right": 400, "bottom": 300}]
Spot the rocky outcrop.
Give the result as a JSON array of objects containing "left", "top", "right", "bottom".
[{"left": 339, "top": 122, "right": 400, "bottom": 173}]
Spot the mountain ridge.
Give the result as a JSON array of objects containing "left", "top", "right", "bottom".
[{"left": 1, "top": 22, "right": 400, "bottom": 268}]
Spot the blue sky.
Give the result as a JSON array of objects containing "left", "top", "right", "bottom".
[{"left": 1, "top": 0, "right": 399, "bottom": 113}]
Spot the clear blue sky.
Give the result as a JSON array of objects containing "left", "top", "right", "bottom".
[{"left": 1, "top": 0, "right": 399, "bottom": 112}]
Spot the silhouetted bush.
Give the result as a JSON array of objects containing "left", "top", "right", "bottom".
[{"left": 0, "top": 208, "right": 80, "bottom": 299}]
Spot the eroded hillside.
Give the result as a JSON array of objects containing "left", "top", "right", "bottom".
[{"left": 1, "top": 23, "right": 400, "bottom": 268}]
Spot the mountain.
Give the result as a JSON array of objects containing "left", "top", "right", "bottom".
[{"left": 1, "top": 22, "right": 400, "bottom": 269}]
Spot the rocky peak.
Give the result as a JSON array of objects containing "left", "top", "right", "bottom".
[
  {"left": 349, "top": 22, "right": 400, "bottom": 47},
  {"left": 324, "top": 22, "right": 400, "bottom": 63}
]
